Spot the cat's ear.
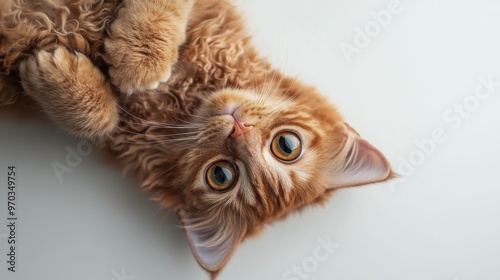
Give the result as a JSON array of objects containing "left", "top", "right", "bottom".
[
  {"left": 178, "top": 209, "right": 246, "bottom": 276},
  {"left": 326, "top": 123, "right": 392, "bottom": 188}
]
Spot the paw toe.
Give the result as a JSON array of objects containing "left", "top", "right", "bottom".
[
  {"left": 19, "top": 56, "right": 41, "bottom": 83},
  {"left": 147, "top": 81, "right": 160, "bottom": 91},
  {"left": 160, "top": 72, "right": 171, "bottom": 83},
  {"left": 35, "top": 50, "right": 54, "bottom": 70},
  {"left": 121, "top": 85, "right": 134, "bottom": 96}
]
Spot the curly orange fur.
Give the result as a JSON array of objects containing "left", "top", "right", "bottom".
[
  {"left": 0, "top": 0, "right": 393, "bottom": 278},
  {"left": 0, "top": 0, "right": 117, "bottom": 74}
]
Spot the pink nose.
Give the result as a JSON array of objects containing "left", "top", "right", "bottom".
[{"left": 230, "top": 118, "right": 253, "bottom": 138}]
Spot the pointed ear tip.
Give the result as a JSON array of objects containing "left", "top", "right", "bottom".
[
  {"left": 195, "top": 253, "right": 230, "bottom": 274},
  {"left": 209, "top": 270, "right": 221, "bottom": 280},
  {"left": 387, "top": 170, "right": 400, "bottom": 180},
  {"left": 376, "top": 169, "right": 398, "bottom": 184}
]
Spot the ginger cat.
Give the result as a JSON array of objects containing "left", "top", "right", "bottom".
[{"left": 0, "top": 0, "right": 393, "bottom": 278}]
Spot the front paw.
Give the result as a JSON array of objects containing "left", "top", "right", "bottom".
[
  {"left": 19, "top": 47, "right": 118, "bottom": 138},
  {"left": 105, "top": 19, "right": 179, "bottom": 95}
]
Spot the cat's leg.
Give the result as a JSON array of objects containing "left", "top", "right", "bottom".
[
  {"left": 105, "top": 0, "right": 195, "bottom": 94},
  {"left": 19, "top": 47, "right": 118, "bottom": 138}
]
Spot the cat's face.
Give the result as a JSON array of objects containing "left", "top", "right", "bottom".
[{"left": 171, "top": 88, "right": 392, "bottom": 274}]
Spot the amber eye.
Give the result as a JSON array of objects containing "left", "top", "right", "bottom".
[
  {"left": 206, "top": 160, "right": 238, "bottom": 191},
  {"left": 271, "top": 131, "right": 302, "bottom": 162}
]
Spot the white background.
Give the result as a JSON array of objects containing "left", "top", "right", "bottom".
[{"left": 1, "top": 0, "right": 500, "bottom": 279}]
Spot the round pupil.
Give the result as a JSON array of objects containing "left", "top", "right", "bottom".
[
  {"left": 279, "top": 135, "right": 299, "bottom": 155},
  {"left": 212, "top": 165, "right": 232, "bottom": 185}
]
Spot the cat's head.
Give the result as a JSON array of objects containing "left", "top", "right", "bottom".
[{"left": 165, "top": 86, "right": 392, "bottom": 275}]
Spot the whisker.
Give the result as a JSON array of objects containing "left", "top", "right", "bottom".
[
  {"left": 105, "top": 133, "right": 198, "bottom": 147},
  {"left": 267, "top": 30, "right": 289, "bottom": 104},
  {"left": 114, "top": 125, "right": 201, "bottom": 138},
  {"left": 112, "top": 98, "right": 202, "bottom": 129},
  {"left": 273, "top": 59, "right": 324, "bottom": 111}
]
